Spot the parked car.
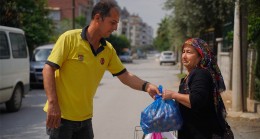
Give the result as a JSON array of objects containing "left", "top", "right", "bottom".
[
  {"left": 136, "top": 49, "right": 147, "bottom": 59},
  {"left": 159, "top": 51, "right": 176, "bottom": 65},
  {"left": 0, "top": 25, "right": 30, "bottom": 112},
  {"left": 119, "top": 51, "right": 133, "bottom": 63},
  {"left": 30, "top": 44, "right": 54, "bottom": 87}
]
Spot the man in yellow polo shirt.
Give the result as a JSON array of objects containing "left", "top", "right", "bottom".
[{"left": 42, "top": 1, "right": 159, "bottom": 139}]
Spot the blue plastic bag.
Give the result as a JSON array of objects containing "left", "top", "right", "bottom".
[{"left": 140, "top": 85, "right": 183, "bottom": 134}]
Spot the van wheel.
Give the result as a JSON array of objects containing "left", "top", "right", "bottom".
[{"left": 6, "top": 85, "right": 23, "bottom": 112}]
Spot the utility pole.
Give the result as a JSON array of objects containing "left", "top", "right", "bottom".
[
  {"left": 240, "top": 0, "right": 248, "bottom": 111},
  {"left": 248, "top": 47, "right": 256, "bottom": 100},
  {"left": 232, "top": 0, "right": 243, "bottom": 112},
  {"left": 72, "top": 0, "right": 75, "bottom": 29}
]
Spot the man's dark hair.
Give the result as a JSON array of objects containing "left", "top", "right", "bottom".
[{"left": 91, "top": 0, "right": 120, "bottom": 20}]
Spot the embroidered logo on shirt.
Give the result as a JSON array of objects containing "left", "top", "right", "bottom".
[
  {"left": 78, "top": 54, "right": 84, "bottom": 61},
  {"left": 100, "top": 58, "right": 105, "bottom": 65}
]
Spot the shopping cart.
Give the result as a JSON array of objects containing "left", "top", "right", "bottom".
[
  {"left": 134, "top": 126, "right": 145, "bottom": 139},
  {"left": 134, "top": 126, "right": 178, "bottom": 139}
]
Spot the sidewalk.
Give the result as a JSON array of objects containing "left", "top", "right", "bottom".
[{"left": 221, "top": 91, "right": 260, "bottom": 139}]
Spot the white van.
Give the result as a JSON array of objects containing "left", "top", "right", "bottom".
[{"left": 0, "top": 26, "right": 30, "bottom": 112}]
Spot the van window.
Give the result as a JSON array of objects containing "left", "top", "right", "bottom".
[
  {"left": 0, "top": 31, "right": 10, "bottom": 59},
  {"left": 9, "top": 33, "right": 27, "bottom": 58}
]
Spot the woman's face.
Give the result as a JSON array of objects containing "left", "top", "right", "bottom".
[{"left": 182, "top": 44, "right": 201, "bottom": 72}]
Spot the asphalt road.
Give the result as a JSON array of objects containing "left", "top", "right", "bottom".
[
  {"left": 0, "top": 89, "right": 47, "bottom": 139},
  {"left": 92, "top": 57, "right": 180, "bottom": 139}
]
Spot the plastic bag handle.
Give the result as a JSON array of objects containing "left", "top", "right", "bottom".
[
  {"left": 158, "top": 85, "right": 163, "bottom": 93},
  {"left": 155, "top": 85, "right": 163, "bottom": 99}
]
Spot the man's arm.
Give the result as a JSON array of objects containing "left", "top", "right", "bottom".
[
  {"left": 42, "top": 64, "right": 61, "bottom": 128},
  {"left": 117, "top": 71, "right": 160, "bottom": 98}
]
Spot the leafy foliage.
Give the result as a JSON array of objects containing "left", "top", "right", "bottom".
[
  {"left": 0, "top": 0, "right": 53, "bottom": 54},
  {"left": 162, "top": 0, "right": 234, "bottom": 49},
  {"left": 154, "top": 17, "right": 172, "bottom": 51},
  {"left": 51, "top": 16, "right": 88, "bottom": 42},
  {"left": 248, "top": 0, "right": 260, "bottom": 44},
  {"left": 160, "top": 0, "right": 260, "bottom": 100},
  {"left": 106, "top": 34, "right": 130, "bottom": 55},
  {"left": 0, "top": 0, "right": 20, "bottom": 26},
  {"left": 247, "top": 0, "right": 260, "bottom": 99}
]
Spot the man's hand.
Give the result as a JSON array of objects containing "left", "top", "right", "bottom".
[
  {"left": 146, "top": 83, "right": 160, "bottom": 99},
  {"left": 46, "top": 102, "right": 61, "bottom": 129}
]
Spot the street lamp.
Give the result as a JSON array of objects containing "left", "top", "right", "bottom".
[{"left": 72, "top": 0, "right": 75, "bottom": 29}]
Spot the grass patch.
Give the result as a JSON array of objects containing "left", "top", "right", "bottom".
[{"left": 177, "top": 73, "right": 187, "bottom": 79}]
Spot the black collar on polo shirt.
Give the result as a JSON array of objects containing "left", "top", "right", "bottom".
[{"left": 81, "top": 26, "right": 107, "bottom": 56}]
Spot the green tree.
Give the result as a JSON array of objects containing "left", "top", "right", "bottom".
[
  {"left": 51, "top": 16, "right": 89, "bottom": 42},
  {"left": 106, "top": 34, "right": 130, "bottom": 55},
  {"left": 247, "top": 0, "right": 260, "bottom": 78},
  {"left": 0, "top": 0, "right": 53, "bottom": 54},
  {"left": 247, "top": 0, "right": 260, "bottom": 100},
  {"left": 163, "top": 0, "right": 234, "bottom": 46},
  {"left": 0, "top": 0, "right": 20, "bottom": 26},
  {"left": 154, "top": 17, "right": 172, "bottom": 51},
  {"left": 75, "top": 16, "right": 88, "bottom": 28}
]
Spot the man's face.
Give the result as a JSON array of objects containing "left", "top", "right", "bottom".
[{"left": 99, "top": 8, "right": 119, "bottom": 38}]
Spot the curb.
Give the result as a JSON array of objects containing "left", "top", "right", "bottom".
[{"left": 222, "top": 90, "right": 260, "bottom": 120}]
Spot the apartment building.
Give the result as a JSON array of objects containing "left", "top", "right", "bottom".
[
  {"left": 128, "top": 14, "right": 153, "bottom": 47},
  {"left": 47, "top": 0, "right": 153, "bottom": 48},
  {"left": 116, "top": 10, "right": 153, "bottom": 48},
  {"left": 47, "top": 0, "right": 94, "bottom": 26}
]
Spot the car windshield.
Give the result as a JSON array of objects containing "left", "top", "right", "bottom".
[
  {"left": 32, "top": 49, "right": 52, "bottom": 61},
  {"left": 120, "top": 51, "right": 130, "bottom": 55},
  {"left": 163, "top": 52, "right": 172, "bottom": 55}
]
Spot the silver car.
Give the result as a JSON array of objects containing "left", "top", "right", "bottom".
[
  {"left": 119, "top": 51, "right": 133, "bottom": 63},
  {"left": 30, "top": 44, "right": 54, "bottom": 87}
]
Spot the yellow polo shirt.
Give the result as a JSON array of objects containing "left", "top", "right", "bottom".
[{"left": 43, "top": 27, "right": 126, "bottom": 121}]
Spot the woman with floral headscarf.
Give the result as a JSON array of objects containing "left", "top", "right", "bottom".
[{"left": 162, "top": 38, "right": 233, "bottom": 139}]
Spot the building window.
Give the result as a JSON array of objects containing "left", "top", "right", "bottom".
[{"left": 48, "top": 10, "right": 61, "bottom": 21}]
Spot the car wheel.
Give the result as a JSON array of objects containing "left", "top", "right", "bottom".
[
  {"left": 160, "top": 62, "right": 163, "bottom": 65},
  {"left": 5, "top": 84, "right": 23, "bottom": 112}
]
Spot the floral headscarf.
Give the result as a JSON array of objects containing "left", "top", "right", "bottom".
[{"left": 183, "top": 38, "right": 227, "bottom": 126}]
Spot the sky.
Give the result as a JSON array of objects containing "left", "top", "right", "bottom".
[{"left": 116, "top": 0, "right": 170, "bottom": 37}]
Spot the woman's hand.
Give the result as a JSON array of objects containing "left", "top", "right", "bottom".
[
  {"left": 163, "top": 90, "right": 191, "bottom": 108},
  {"left": 162, "top": 89, "right": 177, "bottom": 100}
]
